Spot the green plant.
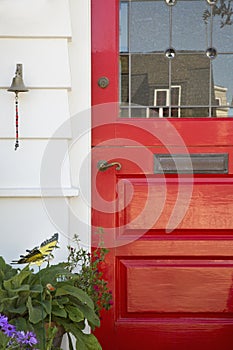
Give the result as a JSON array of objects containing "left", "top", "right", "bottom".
[
  {"left": 0, "top": 232, "right": 111, "bottom": 350},
  {"left": 67, "top": 233, "right": 113, "bottom": 317}
]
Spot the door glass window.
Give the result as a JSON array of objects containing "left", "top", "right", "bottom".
[{"left": 120, "top": 0, "right": 233, "bottom": 118}]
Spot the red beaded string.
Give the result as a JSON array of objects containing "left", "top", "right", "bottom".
[{"left": 15, "top": 93, "right": 19, "bottom": 151}]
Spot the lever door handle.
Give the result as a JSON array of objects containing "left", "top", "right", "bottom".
[{"left": 97, "top": 160, "right": 122, "bottom": 172}]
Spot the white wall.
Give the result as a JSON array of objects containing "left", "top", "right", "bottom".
[
  {"left": 68, "top": 0, "right": 91, "bottom": 250},
  {"left": 0, "top": 0, "right": 91, "bottom": 272},
  {"left": 0, "top": 2, "right": 91, "bottom": 348}
]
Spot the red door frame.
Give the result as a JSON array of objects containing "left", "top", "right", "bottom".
[{"left": 91, "top": 0, "right": 119, "bottom": 106}]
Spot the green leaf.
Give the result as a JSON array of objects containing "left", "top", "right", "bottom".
[
  {"left": 52, "top": 317, "right": 84, "bottom": 333},
  {"left": 7, "top": 304, "right": 26, "bottom": 315},
  {"left": 0, "top": 289, "right": 7, "bottom": 298},
  {"left": 0, "top": 329, "right": 9, "bottom": 348},
  {"left": 11, "top": 317, "right": 34, "bottom": 332},
  {"left": 52, "top": 296, "right": 69, "bottom": 307},
  {"left": 42, "top": 299, "right": 51, "bottom": 315},
  {"left": 1, "top": 295, "right": 18, "bottom": 303},
  {"left": 8, "top": 285, "right": 30, "bottom": 293},
  {"left": 0, "top": 256, "right": 6, "bottom": 270},
  {"left": 30, "top": 284, "right": 43, "bottom": 293},
  {"left": 66, "top": 324, "right": 102, "bottom": 350},
  {"left": 32, "top": 263, "right": 69, "bottom": 286},
  {"left": 51, "top": 305, "right": 67, "bottom": 318},
  {"left": 27, "top": 296, "right": 45, "bottom": 324},
  {"left": 55, "top": 285, "right": 94, "bottom": 309},
  {"left": 0, "top": 257, "right": 17, "bottom": 283},
  {"left": 66, "top": 305, "right": 84, "bottom": 322},
  {"left": 76, "top": 303, "right": 100, "bottom": 329},
  {"left": 63, "top": 323, "right": 102, "bottom": 350},
  {"left": 75, "top": 332, "right": 102, "bottom": 350},
  {"left": 3, "top": 267, "right": 31, "bottom": 291}
]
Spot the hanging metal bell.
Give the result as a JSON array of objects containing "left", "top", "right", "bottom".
[{"left": 8, "top": 64, "right": 28, "bottom": 93}]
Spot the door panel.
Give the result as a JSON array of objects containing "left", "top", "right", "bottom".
[
  {"left": 92, "top": 145, "right": 233, "bottom": 350},
  {"left": 119, "top": 259, "right": 233, "bottom": 313},
  {"left": 91, "top": 0, "right": 233, "bottom": 349},
  {"left": 115, "top": 258, "right": 233, "bottom": 350},
  {"left": 119, "top": 177, "right": 233, "bottom": 230}
]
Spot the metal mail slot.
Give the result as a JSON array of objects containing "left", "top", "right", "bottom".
[{"left": 154, "top": 153, "right": 228, "bottom": 174}]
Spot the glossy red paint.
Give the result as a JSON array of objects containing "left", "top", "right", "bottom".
[
  {"left": 91, "top": 0, "right": 119, "bottom": 106},
  {"left": 92, "top": 147, "right": 233, "bottom": 350},
  {"left": 92, "top": 117, "right": 233, "bottom": 147},
  {"left": 91, "top": 0, "right": 233, "bottom": 349}
]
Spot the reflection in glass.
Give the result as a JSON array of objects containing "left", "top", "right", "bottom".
[
  {"left": 212, "top": 54, "right": 233, "bottom": 109},
  {"left": 173, "top": 1, "right": 207, "bottom": 51},
  {"left": 129, "top": 1, "right": 169, "bottom": 53},
  {"left": 120, "top": 2, "right": 128, "bottom": 52},
  {"left": 204, "top": 3, "right": 233, "bottom": 52},
  {"left": 120, "top": 0, "right": 233, "bottom": 118}
]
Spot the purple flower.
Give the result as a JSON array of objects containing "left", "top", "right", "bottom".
[
  {"left": 16, "top": 330, "right": 38, "bottom": 346},
  {"left": 2, "top": 323, "right": 16, "bottom": 337},
  {"left": 0, "top": 314, "right": 8, "bottom": 328},
  {"left": 0, "top": 313, "right": 38, "bottom": 349}
]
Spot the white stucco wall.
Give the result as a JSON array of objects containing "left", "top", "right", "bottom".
[{"left": 0, "top": 0, "right": 91, "bottom": 276}]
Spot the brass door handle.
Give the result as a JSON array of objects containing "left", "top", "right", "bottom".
[{"left": 97, "top": 160, "right": 122, "bottom": 172}]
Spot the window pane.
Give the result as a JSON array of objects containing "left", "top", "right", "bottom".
[
  {"left": 131, "top": 53, "right": 169, "bottom": 105},
  {"left": 129, "top": 1, "right": 169, "bottom": 53},
  {"left": 173, "top": 1, "right": 206, "bottom": 51},
  {"left": 212, "top": 54, "right": 233, "bottom": 108},
  {"left": 171, "top": 53, "right": 211, "bottom": 107},
  {"left": 120, "top": 2, "right": 128, "bottom": 52},
  {"left": 210, "top": 6, "right": 233, "bottom": 52},
  {"left": 120, "top": 0, "right": 233, "bottom": 118}
]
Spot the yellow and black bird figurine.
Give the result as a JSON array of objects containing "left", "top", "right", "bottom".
[{"left": 11, "top": 233, "right": 59, "bottom": 266}]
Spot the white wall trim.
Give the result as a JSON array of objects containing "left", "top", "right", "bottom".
[{"left": 0, "top": 187, "right": 79, "bottom": 198}]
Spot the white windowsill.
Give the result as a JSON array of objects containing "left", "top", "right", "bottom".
[{"left": 0, "top": 187, "right": 79, "bottom": 198}]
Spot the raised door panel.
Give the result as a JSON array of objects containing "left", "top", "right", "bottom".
[{"left": 118, "top": 177, "right": 233, "bottom": 231}]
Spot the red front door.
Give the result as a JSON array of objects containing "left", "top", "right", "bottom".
[{"left": 91, "top": 1, "right": 233, "bottom": 349}]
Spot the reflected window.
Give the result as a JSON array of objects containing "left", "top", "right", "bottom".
[
  {"left": 154, "top": 86, "right": 181, "bottom": 117},
  {"left": 120, "top": 0, "right": 233, "bottom": 118}
]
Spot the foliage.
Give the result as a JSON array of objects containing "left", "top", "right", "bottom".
[
  {"left": 67, "top": 232, "right": 113, "bottom": 317},
  {"left": 0, "top": 256, "right": 102, "bottom": 350}
]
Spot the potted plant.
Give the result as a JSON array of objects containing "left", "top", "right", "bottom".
[{"left": 0, "top": 232, "right": 112, "bottom": 349}]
